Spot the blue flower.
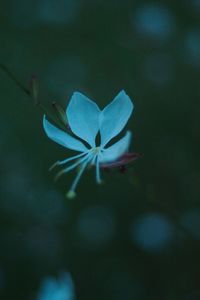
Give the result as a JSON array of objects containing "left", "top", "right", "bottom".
[
  {"left": 43, "top": 90, "right": 134, "bottom": 198},
  {"left": 37, "top": 272, "right": 75, "bottom": 300}
]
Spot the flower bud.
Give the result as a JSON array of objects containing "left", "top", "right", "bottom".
[
  {"left": 52, "top": 102, "right": 69, "bottom": 127},
  {"left": 29, "top": 75, "right": 39, "bottom": 105},
  {"left": 100, "top": 152, "right": 141, "bottom": 171}
]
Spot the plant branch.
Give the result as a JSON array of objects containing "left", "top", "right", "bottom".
[{"left": 0, "top": 63, "right": 67, "bottom": 130}]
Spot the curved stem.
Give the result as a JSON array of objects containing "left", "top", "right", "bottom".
[
  {"left": 0, "top": 63, "right": 30, "bottom": 96},
  {"left": 0, "top": 63, "right": 66, "bottom": 130}
]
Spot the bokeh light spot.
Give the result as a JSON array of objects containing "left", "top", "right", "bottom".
[
  {"left": 180, "top": 209, "right": 200, "bottom": 240},
  {"left": 132, "top": 4, "right": 175, "bottom": 41},
  {"left": 183, "top": 29, "right": 200, "bottom": 67},
  {"left": 130, "top": 213, "right": 174, "bottom": 252}
]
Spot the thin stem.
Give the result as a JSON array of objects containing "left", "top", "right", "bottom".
[
  {"left": 0, "top": 63, "right": 66, "bottom": 130},
  {"left": 0, "top": 63, "right": 30, "bottom": 96}
]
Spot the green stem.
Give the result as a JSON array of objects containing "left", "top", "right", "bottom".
[
  {"left": 0, "top": 63, "right": 30, "bottom": 96},
  {"left": 0, "top": 63, "right": 66, "bottom": 130}
]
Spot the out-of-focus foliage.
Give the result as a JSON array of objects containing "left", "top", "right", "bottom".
[
  {"left": 0, "top": 0, "right": 200, "bottom": 299},
  {"left": 37, "top": 272, "right": 75, "bottom": 300}
]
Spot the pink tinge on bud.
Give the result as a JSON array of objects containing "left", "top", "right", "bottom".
[{"left": 100, "top": 152, "right": 141, "bottom": 172}]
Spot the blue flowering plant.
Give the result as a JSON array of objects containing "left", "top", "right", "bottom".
[
  {"left": 43, "top": 90, "right": 136, "bottom": 198},
  {"left": 0, "top": 64, "right": 138, "bottom": 198}
]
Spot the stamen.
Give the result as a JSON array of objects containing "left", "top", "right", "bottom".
[
  {"left": 90, "top": 147, "right": 100, "bottom": 166},
  {"left": 49, "top": 152, "right": 87, "bottom": 171},
  {"left": 90, "top": 153, "right": 97, "bottom": 166},
  {"left": 95, "top": 156, "right": 102, "bottom": 184},
  {"left": 49, "top": 161, "right": 59, "bottom": 171},
  {"left": 57, "top": 152, "right": 87, "bottom": 166},
  {"left": 54, "top": 153, "right": 90, "bottom": 181},
  {"left": 66, "top": 190, "right": 76, "bottom": 199},
  {"left": 66, "top": 154, "right": 93, "bottom": 198}
]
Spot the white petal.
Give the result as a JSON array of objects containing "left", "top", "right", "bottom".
[
  {"left": 99, "top": 90, "right": 134, "bottom": 146},
  {"left": 43, "top": 116, "right": 88, "bottom": 152},
  {"left": 66, "top": 92, "right": 100, "bottom": 147},
  {"left": 99, "top": 131, "right": 132, "bottom": 163}
]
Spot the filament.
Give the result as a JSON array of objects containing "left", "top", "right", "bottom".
[
  {"left": 54, "top": 153, "right": 91, "bottom": 181},
  {"left": 67, "top": 154, "right": 93, "bottom": 196}
]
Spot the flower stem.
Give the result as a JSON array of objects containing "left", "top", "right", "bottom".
[
  {"left": 0, "top": 63, "right": 66, "bottom": 130},
  {"left": 0, "top": 63, "right": 30, "bottom": 96}
]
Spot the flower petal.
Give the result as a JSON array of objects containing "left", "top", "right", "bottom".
[
  {"left": 100, "top": 152, "right": 141, "bottom": 169},
  {"left": 43, "top": 116, "right": 88, "bottom": 152},
  {"left": 99, "top": 131, "right": 132, "bottom": 163},
  {"left": 66, "top": 92, "right": 100, "bottom": 147},
  {"left": 99, "top": 90, "right": 134, "bottom": 146}
]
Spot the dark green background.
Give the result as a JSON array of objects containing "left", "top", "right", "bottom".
[{"left": 0, "top": 0, "right": 200, "bottom": 299}]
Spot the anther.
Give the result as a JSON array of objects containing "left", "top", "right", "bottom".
[{"left": 66, "top": 190, "right": 76, "bottom": 199}]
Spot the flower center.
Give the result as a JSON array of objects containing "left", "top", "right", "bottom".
[{"left": 92, "top": 146, "right": 101, "bottom": 154}]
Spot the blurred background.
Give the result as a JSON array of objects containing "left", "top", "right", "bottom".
[{"left": 0, "top": 0, "right": 200, "bottom": 299}]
